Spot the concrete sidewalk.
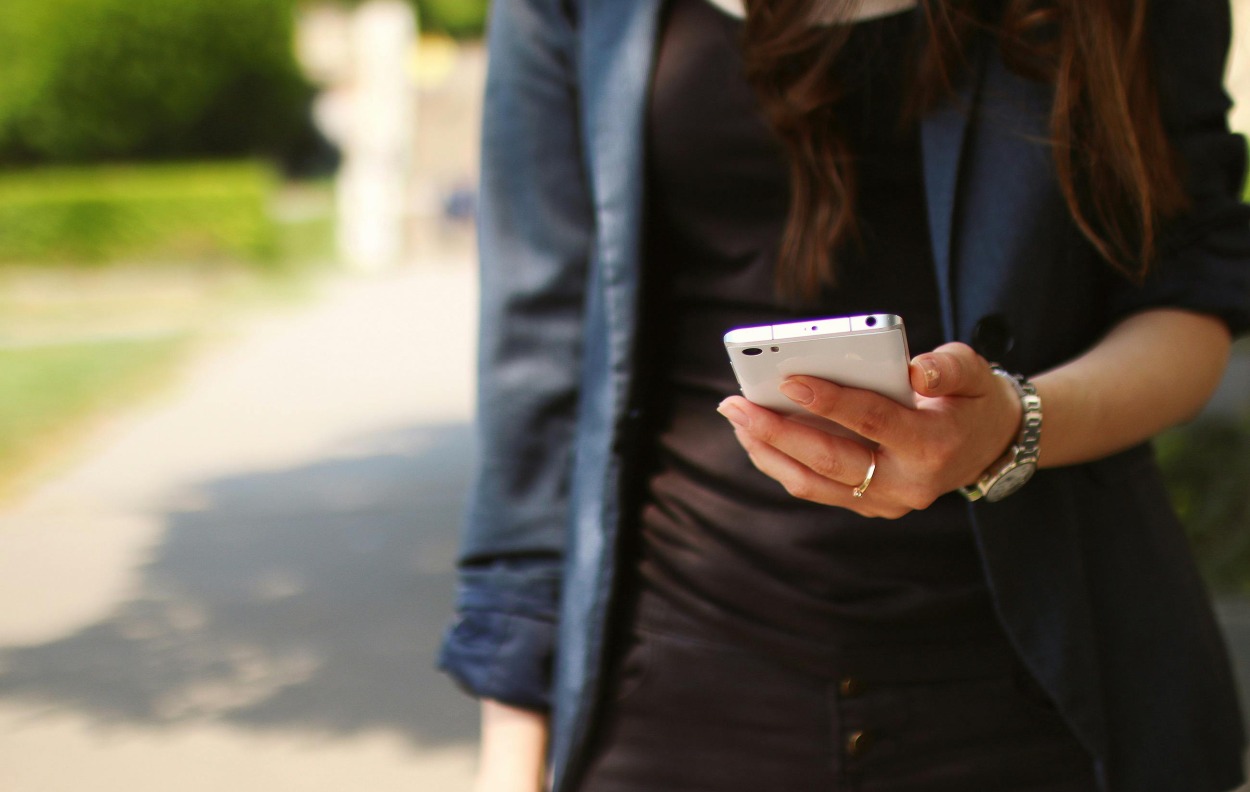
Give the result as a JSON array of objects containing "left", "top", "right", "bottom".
[
  {"left": 0, "top": 258, "right": 1247, "bottom": 790},
  {"left": 0, "top": 263, "right": 479, "bottom": 791}
]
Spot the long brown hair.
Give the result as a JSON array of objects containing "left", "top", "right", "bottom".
[{"left": 741, "top": 0, "right": 1189, "bottom": 301}]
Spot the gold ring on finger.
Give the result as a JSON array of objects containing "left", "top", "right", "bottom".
[{"left": 852, "top": 451, "right": 876, "bottom": 499}]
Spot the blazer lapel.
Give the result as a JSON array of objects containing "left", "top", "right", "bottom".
[
  {"left": 578, "top": 0, "right": 665, "bottom": 397},
  {"left": 920, "top": 45, "right": 987, "bottom": 343},
  {"left": 553, "top": 8, "right": 664, "bottom": 787}
]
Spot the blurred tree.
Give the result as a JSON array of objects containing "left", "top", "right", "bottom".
[
  {"left": 413, "top": 0, "right": 490, "bottom": 38},
  {"left": 0, "top": 0, "right": 328, "bottom": 171}
]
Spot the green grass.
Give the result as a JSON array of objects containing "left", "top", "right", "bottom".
[
  {"left": 0, "top": 177, "right": 336, "bottom": 496},
  {"left": 270, "top": 182, "right": 337, "bottom": 276},
  {"left": 0, "top": 335, "right": 189, "bottom": 487}
]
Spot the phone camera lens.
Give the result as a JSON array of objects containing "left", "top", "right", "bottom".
[
  {"left": 743, "top": 348, "right": 763, "bottom": 356},
  {"left": 770, "top": 347, "right": 779, "bottom": 353},
  {"left": 811, "top": 325, "right": 818, "bottom": 331},
  {"left": 865, "top": 316, "right": 877, "bottom": 327}
]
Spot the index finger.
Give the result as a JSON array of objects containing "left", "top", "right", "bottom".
[{"left": 778, "top": 375, "right": 918, "bottom": 446}]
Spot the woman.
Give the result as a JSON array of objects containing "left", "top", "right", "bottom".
[{"left": 440, "top": 0, "right": 1250, "bottom": 790}]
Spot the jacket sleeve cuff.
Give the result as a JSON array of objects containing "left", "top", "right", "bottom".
[
  {"left": 1108, "top": 203, "right": 1250, "bottom": 336},
  {"left": 437, "top": 561, "right": 561, "bottom": 711}
]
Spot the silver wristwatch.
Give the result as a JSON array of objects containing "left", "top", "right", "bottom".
[{"left": 958, "top": 367, "right": 1042, "bottom": 503}]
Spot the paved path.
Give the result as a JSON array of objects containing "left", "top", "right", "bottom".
[
  {"left": 0, "top": 263, "right": 479, "bottom": 791},
  {"left": 1, "top": 259, "right": 1247, "bottom": 790}
]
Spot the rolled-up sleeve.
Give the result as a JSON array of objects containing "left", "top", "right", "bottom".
[
  {"left": 438, "top": 561, "right": 563, "bottom": 710},
  {"left": 435, "top": 0, "right": 593, "bottom": 711},
  {"left": 1106, "top": 0, "right": 1250, "bottom": 333}
]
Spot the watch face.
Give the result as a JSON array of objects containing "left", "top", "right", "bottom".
[{"left": 985, "top": 463, "right": 1036, "bottom": 502}]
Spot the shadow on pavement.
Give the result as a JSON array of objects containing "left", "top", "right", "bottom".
[
  {"left": 3, "top": 415, "right": 1245, "bottom": 775},
  {"left": 0, "top": 422, "right": 478, "bottom": 747}
]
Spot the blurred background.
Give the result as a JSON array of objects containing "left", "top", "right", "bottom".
[{"left": 0, "top": 1, "right": 1245, "bottom": 790}]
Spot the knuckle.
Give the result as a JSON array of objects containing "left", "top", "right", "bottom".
[
  {"left": 904, "top": 488, "right": 939, "bottom": 512},
  {"left": 946, "top": 357, "right": 970, "bottom": 390},
  {"left": 807, "top": 448, "right": 847, "bottom": 481},
  {"left": 944, "top": 343, "right": 982, "bottom": 383},
  {"left": 855, "top": 403, "right": 891, "bottom": 437},
  {"left": 783, "top": 477, "right": 815, "bottom": 501},
  {"left": 946, "top": 341, "right": 977, "bottom": 360},
  {"left": 809, "top": 389, "right": 839, "bottom": 415},
  {"left": 750, "top": 421, "right": 777, "bottom": 444},
  {"left": 917, "top": 437, "right": 959, "bottom": 472},
  {"left": 891, "top": 473, "right": 943, "bottom": 511}
]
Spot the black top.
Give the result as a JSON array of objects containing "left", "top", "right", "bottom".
[{"left": 634, "top": 0, "right": 1001, "bottom": 669}]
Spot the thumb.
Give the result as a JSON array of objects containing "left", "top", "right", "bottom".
[{"left": 909, "top": 343, "right": 993, "bottom": 397}]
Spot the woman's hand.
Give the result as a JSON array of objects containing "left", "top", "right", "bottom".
[{"left": 717, "top": 342, "right": 1021, "bottom": 518}]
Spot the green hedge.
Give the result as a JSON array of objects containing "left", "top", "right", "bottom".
[
  {"left": 0, "top": 163, "right": 278, "bottom": 266},
  {"left": 1157, "top": 416, "right": 1250, "bottom": 593},
  {"left": 0, "top": 0, "right": 318, "bottom": 166}
]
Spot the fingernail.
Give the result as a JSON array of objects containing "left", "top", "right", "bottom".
[
  {"left": 779, "top": 379, "right": 814, "bottom": 405},
  {"left": 920, "top": 359, "right": 941, "bottom": 391},
  {"left": 717, "top": 401, "right": 750, "bottom": 428}
]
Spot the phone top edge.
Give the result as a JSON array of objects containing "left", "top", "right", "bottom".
[
  {"left": 723, "top": 325, "right": 774, "bottom": 344},
  {"left": 723, "top": 314, "right": 903, "bottom": 346}
]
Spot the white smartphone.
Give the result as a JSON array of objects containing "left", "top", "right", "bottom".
[{"left": 723, "top": 314, "right": 915, "bottom": 418}]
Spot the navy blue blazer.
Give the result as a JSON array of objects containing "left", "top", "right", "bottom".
[{"left": 440, "top": 1, "right": 1250, "bottom": 790}]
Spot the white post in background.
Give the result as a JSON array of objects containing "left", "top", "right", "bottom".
[
  {"left": 1231, "top": 0, "right": 1250, "bottom": 136},
  {"left": 297, "top": 1, "right": 418, "bottom": 272},
  {"left": 340, "top": 1, "right": 417, "bottom": 271}
]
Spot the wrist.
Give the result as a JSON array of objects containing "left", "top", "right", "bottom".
[
  {"left": 992, "top": 367, "right": 1024, "bottom": 459},
  {"left": 959, "top": 367, "right": 1042, "bottom": 502},
  {"left": 477, "top": 700, "right": 548, "bottom": 792}
]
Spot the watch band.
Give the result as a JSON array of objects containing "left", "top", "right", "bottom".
[
  {"left": 1002, "top": 368, "right": 1042, "bottom": 460},
  {"left": 958, "top": 366, "right": 1042, "bottom": 502}
]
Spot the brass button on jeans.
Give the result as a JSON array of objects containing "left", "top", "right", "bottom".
[{"left": 845, "top": 729, "right": 872, "bottom": 758}]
